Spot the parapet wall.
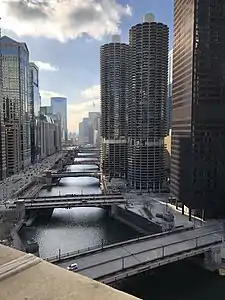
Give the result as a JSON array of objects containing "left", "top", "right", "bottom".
[{"left": 110, "top": 205, "right": 162, "bottom": 235}]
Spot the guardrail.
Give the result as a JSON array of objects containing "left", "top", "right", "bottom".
[
  {"left": 99, "top": 243, "right": 222, "bottom": 284},
  {"left": 78, "top": 229, "right": 223, "bottom": 282},
  {"left": 20, "top": 193, "right": 122, "bottom": 200},
  {"left": 7, "top": 199, "right": 126, "bottom": 210},
  {"left": 46, "top": 225, "right": 216, "bottom": 263}
]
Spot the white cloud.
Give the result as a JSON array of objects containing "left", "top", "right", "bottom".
[
  {"left": 39, "top": 86, "right": 100, "bottom": 131},
  {"left": 40, "top": 90, "right": 65, "bottom": 105},
  {"left": 0, "top": 0, "right": 132, "bottom": 42},
  {"left": 81, "top": 84, "right": 100, "bottom": 100},
  {"left": 33, "top": 61, "right": 59, "bottom": 72},
  {"left": 68, "top": 84, "right": 100, "bottom": 131}
]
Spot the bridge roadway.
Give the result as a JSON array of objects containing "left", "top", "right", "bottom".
[
  {"left": 53, "top": 225, "right": 222, "bottom": 284},
  {"left": 73, "top": 160, "right": 99, "bottom": 166},
  {"left": 9, "top": 194, "right": 126, "bottom": 209},
  {"left": 50, "top": 171, "right": 100, "bottom": 179}
]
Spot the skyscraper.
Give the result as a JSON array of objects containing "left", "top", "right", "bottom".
[
  {"left": 29, "top": 62, "right": 41, "bottom": 163},
  {"left": 171, "top": 0, "right": 225, "bottom": 218},
  {"left": 51, "top": 97, "right": 67, "bottom": 141},
  {"left": 0, "top": 27, "right": 6, "bottom": 179},
  {"left": 79, "top": 117, "right": 90, "bottom": 145},
  {"left": 167, "top": 49, "right": 173, "bottom": 134},
  {"left": 128, "top": 14, "right": 169, "bottom": 191},
  {"left": 100, "top": 35, "right": 130, "bottom": 179},
  {"left": 0, "top": 36, "right": 31, "bottom": 175},
  {"left": 88, "top": 112, "right": 100, "bottom": 145}
]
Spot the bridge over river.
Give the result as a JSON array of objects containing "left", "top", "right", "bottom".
[
  {"left": 8, "top": 194, "right": 126, "bottom": 210},
  {"left": 48, "top": 225, "right": 223, "bottom": 285}
]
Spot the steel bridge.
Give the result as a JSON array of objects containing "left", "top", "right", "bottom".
[
  {"left": 9, "top": 194, "right": 126, "bottom": 210},
  {"left": 73, "top": 160, "right": 100, "bottom": 167},
  {"left": 51, "top": 171, "right": 101, "bottom": 179},
  {"left": 47, "top": 225, "right": 223, "bottom": 284}
]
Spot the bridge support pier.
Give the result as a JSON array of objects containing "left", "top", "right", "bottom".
[
  {"left": 46, "top": 171, "right": 52, "bottom": 186},
  {"left": 37, "top": 208, "right": 54, "bottom": 219},
  {"left": 203, "top": 247, "right": 222, "bottom": 272}
]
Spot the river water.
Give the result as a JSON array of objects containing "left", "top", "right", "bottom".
[
  {"left": 20, "top": 160, "right": 140, "bottom": 259},
  {"left": 20, "top": 155, "right": 225, "bottom": 300}
]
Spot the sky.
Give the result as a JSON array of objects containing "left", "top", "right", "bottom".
[{"left": 0, "top": 0, "right": 174, "bottom": 132}]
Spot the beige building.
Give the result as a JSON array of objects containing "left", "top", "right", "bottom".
[
  {"left": 38, "top": 113, "right": 61, "bottom": 160},
  {"left": 0, "top": 244, "right": 139, "bottom": 300}
]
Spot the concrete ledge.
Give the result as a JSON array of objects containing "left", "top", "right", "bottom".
[{"left": 0, "top": 244, "right": 139, "bottom": 300}]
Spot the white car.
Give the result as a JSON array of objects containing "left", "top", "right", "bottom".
[{"left": 67, "top": 263, "right": 78, "bottom": 271}]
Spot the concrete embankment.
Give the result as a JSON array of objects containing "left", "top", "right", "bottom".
[{"left": 110, "top": 205, "right": 162, "bottom": 235}]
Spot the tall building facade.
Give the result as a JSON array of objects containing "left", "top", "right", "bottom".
[
  {"left": 0, "top": 30, "right": 6, "bottom": 180},
  {"left": 29, "top": 62, "right": 41, "bottom": 163},
  {"left": 100, "top": 35, "right": 130, "bottom": 179},
  {"left": 89, "top": 111, "right": 100, "bottom": 145},
  {"left": 167, "top": 49, "right": 173, "bottom": 134},
  {"left": 38, "top": 114, "right": 61, "bottom": 159},
  {"left": 171, "top": 0, "right": 225, "bottom": 218},
  {"left": 0, "top": 36, "right": 31, "bottom": 175},
  {"left": 79, "top": 117, "right": 90, "bottom": 145},
  {"left": 128, "top": 14, "right": 169, "bottom": 191},
  {"left": 51, "top": 97, "right": 67, "bottom": 141}
]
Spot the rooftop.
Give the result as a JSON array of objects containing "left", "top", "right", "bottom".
[{"left": 0, "top": 244, "right": 139, "bottom": 300}]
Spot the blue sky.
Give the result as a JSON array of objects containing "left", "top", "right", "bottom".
[{"left": 0, "top": 0, "right": 173, "bottom": 131}]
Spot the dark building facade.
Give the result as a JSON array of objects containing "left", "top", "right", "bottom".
[
  {"left": 29, "top": 62, "right": 40, "bottom": 163},
  {"left": 100, "top": 35, "right": 130, "bottom": 179},
  {"left": 128, "top": 14, "right": 169, "bottom": 191},
  {"left": 171, "top": 0, "right": 225, "bottom": 218}
]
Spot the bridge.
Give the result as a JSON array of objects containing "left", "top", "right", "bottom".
[
  {"left": 79, "top": 147, "right": 100, "bottom": 153},
  {"left": 51, "top": 171, "right": 101, "bottom": 179},
  {"left": 77, "top": 154, "right": 99, "bottom": 158},
  {"left": 47, "top": 225, "right": 223, "bottom": 284},
  {"left": 73, "top": 160, "right": 100, "bottom": 167},
  {"left": 8, "top": 194, "right": 126, "bottom": 210}
]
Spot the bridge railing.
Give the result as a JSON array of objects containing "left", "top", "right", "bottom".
[
  {"left": 45, "top": 224, "right": 220, "bottom": 263},
  {"left": 78, "top": 229, "right": 223, "bottom": 283}
]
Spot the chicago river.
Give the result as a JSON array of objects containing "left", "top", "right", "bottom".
[{"left": 20, "top": 154, "right": 225, "bottom": 300}]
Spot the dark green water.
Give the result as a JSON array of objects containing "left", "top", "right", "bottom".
[{"left": 118, "top": 259, "right": 225, "bottom": 300}]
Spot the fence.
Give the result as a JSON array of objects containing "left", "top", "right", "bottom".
[{"left": 45, "top": 225, "right": 218, "bottom": 263}]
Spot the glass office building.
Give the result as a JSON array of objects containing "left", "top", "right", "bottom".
[
  {"left": 51, "top": 97, "right": 67, "bottom": 141},
  {"left": 171, "top": 0, "right": 225, "bottom": 218},
  {"left": 0, "top": 36, "right": 31, "bottom": 175}
]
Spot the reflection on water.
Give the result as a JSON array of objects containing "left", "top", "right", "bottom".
[
  {"left": 20, "top": 163, "right": 140, "bottom": 258},
  {"left": 39, "top": 176, "right": 101, "bottom": 197},
  {"left": 21, "top": 207, "right": 139, "bottom": 258}
]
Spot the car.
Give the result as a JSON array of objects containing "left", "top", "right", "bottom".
[
  {"left": 67, "top": 263, "right": 78, "bottom": 271},
  {"left": 81, "top": 199, "right": 87, "bottom": 203}
]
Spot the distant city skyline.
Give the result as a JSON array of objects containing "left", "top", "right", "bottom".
[{"left": 0, "top": 0, "right": 173, "bottom": 131}]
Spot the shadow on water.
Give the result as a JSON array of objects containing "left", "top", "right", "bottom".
[{"left": 116, "top": 259, "right": 225, "bottom": 300}]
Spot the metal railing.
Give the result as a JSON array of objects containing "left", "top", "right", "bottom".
[
  {"left": 87, "top": 229, "right": 223, "bottom": 283},
  {"left": 45, "top": 225, "right": 218, "bottom": 263}
]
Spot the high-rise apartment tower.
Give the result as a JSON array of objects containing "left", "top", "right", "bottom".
[
  {"left": 100, "top": 35, "right": 130, "bottom": 179},
  {"left": 171, "top": 0, "right": 225, "bottom": 218},
  {"left": 128, "top": 14, "right": 169, "bottom": 191}
]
